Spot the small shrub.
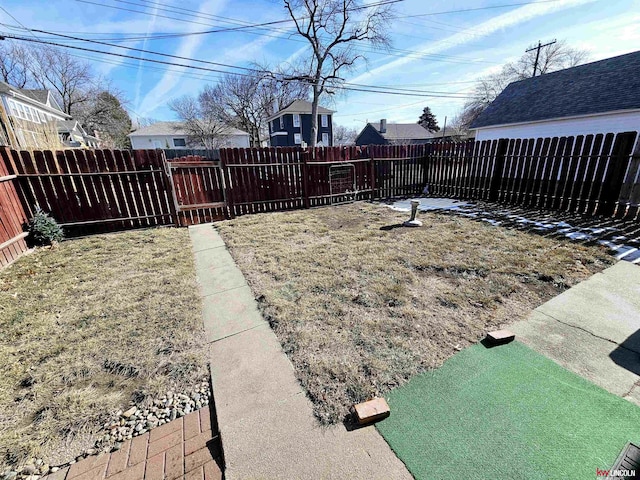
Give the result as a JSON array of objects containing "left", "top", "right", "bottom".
[{"left": 28, "top": 206, "right": 64, "bottom": 246}]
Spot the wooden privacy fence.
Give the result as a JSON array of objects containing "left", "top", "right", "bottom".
[
  {"left": 0, "top": 129, "right": 638, "bottom": 261},
  {"left": 423, "top": 131, "right": 640, "bottom": 219},
  {"left": 166, "top": 145, "right": 430, "bottom": 223},
  {"left": 1, "top": 147, "right": 176, "bottom": 237},
  {"left": 0, "top": 150, "right": 28, "bottom": 267}
]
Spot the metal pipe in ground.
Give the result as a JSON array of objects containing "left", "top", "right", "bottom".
[{"left": 403, "top": 200, "right": 423, "bottom": 227}]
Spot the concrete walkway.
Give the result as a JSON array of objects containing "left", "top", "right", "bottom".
[
  {"left": 189, "top": 224, "right": 412, "bottom": 480},
  {"left": 510, "top": 261, "right": 640, "bottom": 405}
]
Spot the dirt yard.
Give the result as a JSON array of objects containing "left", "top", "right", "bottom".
[
  {"left": 0, "top": 228, "right": 206, "bottom": 469},
  {"left": 216, "top": 202, "right": 614, "bottom": 424}
]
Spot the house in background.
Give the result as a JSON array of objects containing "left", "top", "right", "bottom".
[
  {"left": 57, "top": 120, "right": 101, "bottom": 148},
  {"left": 471, "top": 50, "right": 640, "bottom": 141},
  {"left": 128, "top": 121, "right": 250, "bottom": 150},
  {"left": 0, "top": 81, "right": 70, "bottom": 149},
  {"left": 267, "top": 100, "right": 334, "bottom": 147},
  {"left": 0, "top": 81, "right": 103, "bottom": 149},
  {"left": 355, "top": 119, "right": 436, "bottom": 145}
]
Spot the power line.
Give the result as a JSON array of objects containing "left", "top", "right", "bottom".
[
  {"left": 401, "top": 0, "right": 560, "bottom": 19},
  {"left": 3, "top": 23, "right": 499, "bottom": 66},
  {"left": 61, "top": 0, "right": 509, "bottom": 65},
  {"left": 0, "top": 33, "right": 481, "bottom": 99},
  {"left": 8, "top": 28, "right": 478, "bottom": 95}
]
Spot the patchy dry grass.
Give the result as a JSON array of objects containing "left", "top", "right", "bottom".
[
  {"left": 216, "top": 202, "right": 614, "bottom": 424},
  {"left": 0, "top": 228, "right": 206, "bottom": 469}
]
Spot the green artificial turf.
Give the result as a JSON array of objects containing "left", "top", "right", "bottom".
[{"left": 376, "top": 341, "right": 640, "bottom": 480}]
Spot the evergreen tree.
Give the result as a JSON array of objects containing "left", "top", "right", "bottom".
[{"left": 418, "top": 107, "right": 440, "bottom": 132}]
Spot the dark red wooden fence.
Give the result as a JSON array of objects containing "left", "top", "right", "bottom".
[
  {"left": 0, "top": 130, "right": 638, "bottom": 263},
  {"left": 2, "top": 148, "right": 175, "bottom": 237},
  {"left": 422, "top": 132, "right": 639, "bottom": 219},
  {"left": 0, "top": 148, "right": 28, "bottom": 267},
  {"left": 166, "top": 155, "right": 226, "bottom": 227}
]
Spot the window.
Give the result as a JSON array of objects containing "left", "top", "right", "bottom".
[
  {"left": 173, "top": 138, "right": 187, "bottom": 147},
  {"left": 7, "top": 100, "right": 16, "bottom": 116},
  {"left": 321, "top": 114, "right": 328, "bottom": 128},
  {"left": 322, "top": 133, "right": 329, "bottom": 145},
  {"left": 279, "top": 116, "right": 284, "bottom": 130},
  {"left": 294, "top": 133, "right": 302, "bottom": 144},
  {"left": 17, "top": 104, "right": 26, "bottom": 119},
  {"left": 293, "top": 114, "right": 300, "bottom": 128}
]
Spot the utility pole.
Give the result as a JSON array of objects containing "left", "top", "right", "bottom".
[{"left": 526, "top": 39, "right": 556, "bottom": 76}]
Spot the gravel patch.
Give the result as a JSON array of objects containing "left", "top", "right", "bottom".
[{"left": 1, "top": 382, "right": 211, "bottom": 480}]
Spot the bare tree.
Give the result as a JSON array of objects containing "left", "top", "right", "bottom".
[
  {"left": 456, "top": 40, "right": 589, "bottom": 132},
  {"left": 0, "top": 42, "right": 31, "bottom": 88},
  {"left": 283, "top": 0, "right": 392, "bottom": 147},
  {"left": 28, "top": 46, "right": 95, "bottom": 115},
  {"left": 201, "top": 68, "right": 308, "bottom": 147},
  {"left": 506, "top": 40, "right": 590, "bottom": 79},
  {"left": 137, "top": 117, "right": 160, "bottom": 128},
  {"left": 168, "top": 94, "right": 229, "bottom": 149},
  {"left": 200, "top": 75, "right": 265, "bottom": 147},
  {"left": 333, "top": 124, "right": 358, "bottom": 145}
]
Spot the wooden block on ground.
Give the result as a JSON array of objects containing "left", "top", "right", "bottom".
[
  {"left": 486, "top": 329, "right": 515, "bottom": 345},
  {"left": 353, "top": 397, "right": 390, "bottom": 425}
]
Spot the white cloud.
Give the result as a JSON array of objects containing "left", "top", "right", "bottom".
[
  {"left": 349, "top": 0, "right": 597, "bottom": 85},
  {"left": 137, "top": 0, "right": 228, "bottom": 116}
]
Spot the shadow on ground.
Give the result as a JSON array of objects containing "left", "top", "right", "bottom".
[
  {"left": 383, "top": 197, "right": 640, "bottom": 263},
  {"left": 610, "top": 329, "right": 640, "bottom": 377}
]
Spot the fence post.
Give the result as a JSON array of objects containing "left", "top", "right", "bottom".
[
  {"left": 599, "top": 132, "right": 636, "bottom": 217},
  {"left": 369, "top": 150, "right": 376, "bottom": 201},
  {"left": 220, "top": 149, "right": 236, "bottom": 219},
  {"left": 302, "top": 148, "right": 310, "bottom": 208},
  {"left": 152, "top": 149, "right": 179, "bottom": 226},
  {"left": 488, "top": 139, "right": 509, "bottom": 202}
]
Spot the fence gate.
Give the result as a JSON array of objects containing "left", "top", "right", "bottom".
[
  {"left": 329, "top": 163, "right": 356, "bottom": 204},
  {"left": 165, "top": 156, "right": 228, "bottom": 226}
]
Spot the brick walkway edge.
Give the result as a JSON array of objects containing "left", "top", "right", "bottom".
[{"left": 43, "top": 408, "right": 221, "bottom": 480}]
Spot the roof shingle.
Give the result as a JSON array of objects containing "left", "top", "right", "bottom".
[
  {"left": 370, "top": 122, "right": 435, "bottom": 140},
  {"left": 471, "top": 50, "right": 640, "bottom": 129}
]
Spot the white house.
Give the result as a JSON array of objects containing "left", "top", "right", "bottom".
[
  {"left": 471, "top": 50, "right": 640, "bottom": 141},
  {"left": 128, "top": 121, "right": 250, "bottom": 150},
  {"left": 0, "top": 82, "right": 70, "bottom": 149},
  {"left": 57, "top": 120, "right": 101, "bottom": 148},
  {"left": 0, "top": 82, "right": 103, "bottom": 149}
]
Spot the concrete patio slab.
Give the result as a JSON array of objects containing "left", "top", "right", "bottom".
[
  {"left": 511, "top": 261, "right": 640, "bottom": 406},
  {"left": 189, "top": 223, "right": 412, "bottom": 480}
]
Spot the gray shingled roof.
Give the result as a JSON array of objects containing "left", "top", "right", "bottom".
[
  {"left": 21, "top": 89, "right": 50, "bottom": 105},
  {"left": 129, "top": 121, "right": 248, "bottom": 137},
  {"left": 471, "top": 50, "right": 640, "bottom": 129},
  {"left": 370, "top": 122, "right": 435, "bottom": 140}
]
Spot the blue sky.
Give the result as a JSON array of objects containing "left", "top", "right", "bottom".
[{"left": 1, "top": 0, "right": 639, "bottom": 131}]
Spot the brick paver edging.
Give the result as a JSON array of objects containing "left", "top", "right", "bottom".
[{"left": 43, "top": 408, "right": 221, "bottom": 480}]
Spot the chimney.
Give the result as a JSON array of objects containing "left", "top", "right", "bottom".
[{"left": 380, "top": 119, "right": 387, "bottom": 133}]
